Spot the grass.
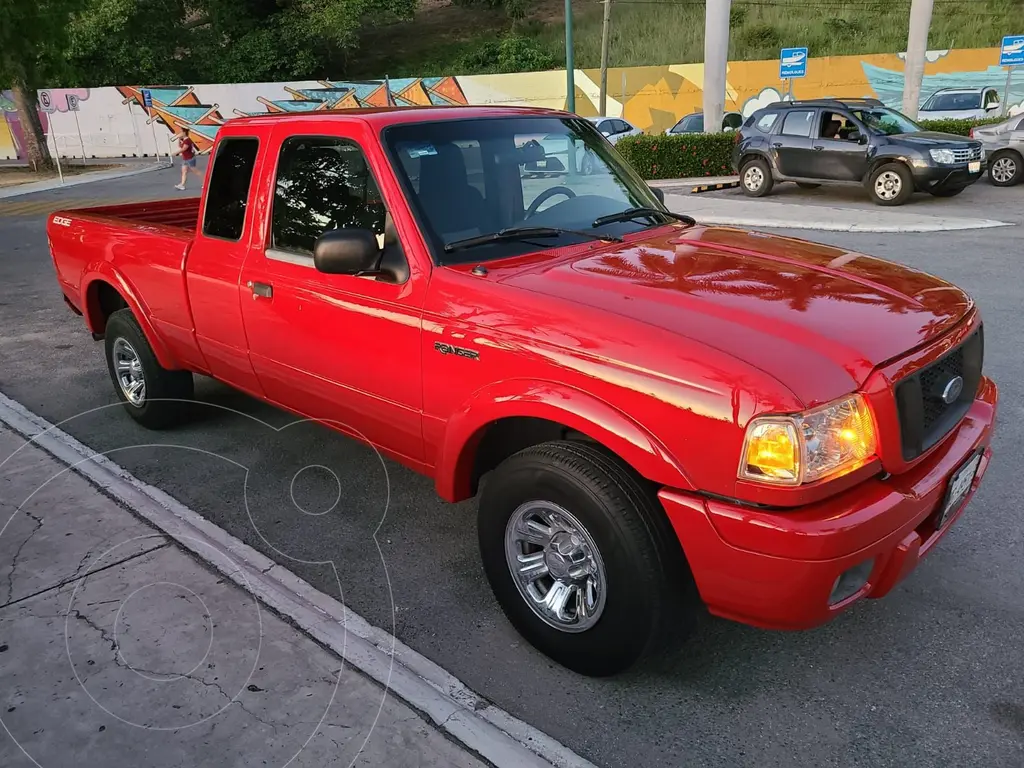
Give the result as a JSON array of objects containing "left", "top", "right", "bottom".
[{"left": 351, "top": 0, "right": 1021, "bottom": 77}]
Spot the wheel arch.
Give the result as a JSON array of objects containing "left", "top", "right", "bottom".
[{"left": 434, "top": 380, "right": 693, "bottom": 503}]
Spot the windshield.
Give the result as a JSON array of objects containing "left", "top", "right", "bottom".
[
  {"left": 850, "top": 107, "right": 922, "bottom": 136},
  {"left": 383, "top": 116, "right": 668, "bottom": 264},
  {"left": 922, "top": 92, "right": 982, "bottom": 111}
]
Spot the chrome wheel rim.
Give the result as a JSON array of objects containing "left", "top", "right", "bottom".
[
  {"left": 112, "top": 338, "right": 146, "bottom": 406},
  {"left": 504, "top": 501, "right": 607, "bottom": 633},
  {"left": 992, "top": 157, "right": 1017, "bottom": 183},
  {"left": 874, "top": 171, "right": 902, "bottom": 200},
  {"left": 743, "top": 166, "right": 764, "bottom": 191}
]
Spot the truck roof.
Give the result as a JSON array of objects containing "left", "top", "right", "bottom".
[{"left": 228, "top": 105, "right": 570, "bottom": 130}]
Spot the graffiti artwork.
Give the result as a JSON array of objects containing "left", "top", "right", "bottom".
[{"left": 15, "top": 45, "right": 1020, "bottom": 162}]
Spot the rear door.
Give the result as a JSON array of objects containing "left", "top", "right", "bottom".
[
  {"left": 185, "top": 135, "right": 266, "bottom": 395},
  {"left": 771, "top": 109, "right": 817, "bottom": 177},
  {"left": 238, "top": 121, "right": 429, "bottom": 465},
  {"left": 807, "top": 109, "right": 870, "bottom": 181}
]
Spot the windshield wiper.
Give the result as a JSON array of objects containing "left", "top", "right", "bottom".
[
  {"left": 443, "top": 226, "right": 623, "bottom": 253},
  {"left": 592, "top": 207, "right": 696, "bottom": 228}
]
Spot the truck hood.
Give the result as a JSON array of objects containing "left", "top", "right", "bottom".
[{"left": 499, "top": 226, "right": 973, "bottom": 404}]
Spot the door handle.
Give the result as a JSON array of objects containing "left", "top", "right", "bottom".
[
  {"left": 813, "top": 145, "right": 825, "bottom": 151},
  {"left": 772, "top": 142, "right": 783, "bottom": 148},
  {"left": 247, "top": 281, "right": 273, "bottom": 299}
]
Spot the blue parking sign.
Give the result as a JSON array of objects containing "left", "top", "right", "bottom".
[
  {"left": 1000, "top": 35, "right": 1024, "bottom": 67},
  {"left": 142, "top": 89, "right": 153, "bottom": 108},
  {"left": 780, "top": 47, "right": 808, "bottom": 79}
]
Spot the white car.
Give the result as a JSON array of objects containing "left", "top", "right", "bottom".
[
  {"left": 665, "top": 111, "right": 744, "bottom": 134},
  {"left": 919, "top": 87, "right": 1002, "bottom": 120},
  {"left": 586, "top": 116, "right": 642, "bottom": 144},
  {"left": 970, "top": 113, "right": 1024, "bottom": 186}
]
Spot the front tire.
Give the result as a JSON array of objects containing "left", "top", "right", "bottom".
[
  {"left": 988, "top": 149, "right": 1022, "bottom": 187},
  {"left": 867, "top": 162, "right": 914, "bottom": 206},
  {"left": 478, "top": 441, "right": 698, "bottom": 677},
  {"left": 740, "top": 157, "right": 774, "bottom": 197},
  {"left": 104, "top": 309, "right": 194, "bottom": 429}
]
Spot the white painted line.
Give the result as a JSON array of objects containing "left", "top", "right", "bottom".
[{"left": 0, "top": 391, "right": 598, "bottom": 768}]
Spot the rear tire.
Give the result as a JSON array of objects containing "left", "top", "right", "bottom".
[
  {"left": 867, "top": 162, "right": 914, "bottom": 206},
  {"left": 988, "top": 149, "right": 1022, "bottom": 187},
  {"left": 104, "top": 309, "right": 194, "bottom": 429},
  {"left": 739, "top": 157, "right": 774, "bottom": 197},
  {"left": 478, "top": 440, "right": 699, "bottom": 677}
]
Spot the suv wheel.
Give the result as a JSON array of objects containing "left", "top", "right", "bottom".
[
  {"left": 740, "top": 158, "right": 773, "bottom": 197},
  {"left": 478, "top": 440, "right": 699, "bottom": 677},
  {"left": 988, "top": 150, "right": 1022, "bottom": 187},
  {"left": 867, "top": 162, "right": 913, "bottom": 206}
]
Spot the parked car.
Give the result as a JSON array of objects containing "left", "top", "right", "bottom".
[
  {"left": 733, "top": 97, "right": 986, "bottom": 205},
  {"left": 47, "top": 105, "right": 997, "bottom": 677},
  {"left": 919, "top": 87, "right": 1002, "bottom": 120},
  {"left": 970, "top": 113, "right": 1024, "bottom": 186},
  {"left": 665, "top": 111, "right": 744, "bottom": 135},
  {"left": 586, "top": 115, "right": 642, "bottom": 144}
]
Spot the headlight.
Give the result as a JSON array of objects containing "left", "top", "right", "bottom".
[
  {"left": 930, "top": 148, "right": 956, "bottom": 164},
  {"left": 739, "top": 395, "right": 877, "bottom": 486}
]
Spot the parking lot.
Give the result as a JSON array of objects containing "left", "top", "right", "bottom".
[{"left": 0, "top": 165, "right": 1022, "bottom": 767}]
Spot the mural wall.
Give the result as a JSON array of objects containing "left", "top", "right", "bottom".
[{"left": 7, "top": 45, "right": 1019, "bottom": 161}]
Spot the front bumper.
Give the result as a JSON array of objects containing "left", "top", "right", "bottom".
[
  {"left": 659, "top": 376, "right": 997, "bottom": 630},
  {"left": 914, "top": 162, "right": 985, "bottom": 190}
]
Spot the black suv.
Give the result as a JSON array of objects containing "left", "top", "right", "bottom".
[{"left": 732, "top": 98, "right": 985, "bottom": 205}]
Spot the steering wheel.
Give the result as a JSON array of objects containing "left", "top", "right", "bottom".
[{"left": 526, "top": 186, "right": 576, "bottom": 218}]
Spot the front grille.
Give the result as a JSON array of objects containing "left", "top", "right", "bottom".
[
  {"left": 951, "top": 146, "right": 982, "bottom": 163},
  {"left": 894, "top": 326, "right": 984, "bottom": 461}
]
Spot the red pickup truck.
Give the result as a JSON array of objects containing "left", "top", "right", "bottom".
[{"left": 47, "top": 106, "right": 997, "bottom": 677}]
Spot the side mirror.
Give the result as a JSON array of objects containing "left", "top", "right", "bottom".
[
  {"left": 313, "top": 228, "right": 380, "bottom": 275},
  {"left": 850, "top": 131, "right": 867, "bottom": 144},
  {"left": 651, "top": 186, "right": 665, "bottom": 204}
]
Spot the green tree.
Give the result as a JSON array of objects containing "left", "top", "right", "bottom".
[{"left": 0, "top": 0, "right": 85, "bottom": 168}]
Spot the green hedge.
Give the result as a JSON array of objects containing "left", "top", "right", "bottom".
[
  {"left": 615, "top": 133, "right": 736, "bottom": 180},
  {"left": 916, "top": 116, "right": 1006, "bottom": 136}
]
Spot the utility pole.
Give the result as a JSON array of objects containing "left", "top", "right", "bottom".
[
  {"left": 599, "top": 0, "right": 613, "bottom": 115},
  {"left": 565, "top": 0, "right": 576, "bottom": 113},
  {"left": 702, "top": 0, "right": 731, "bottom": 133},
  {"left": 902, "top": 0, "right": 934, "bottom": 118}
]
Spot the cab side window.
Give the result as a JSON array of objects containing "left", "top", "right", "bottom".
[
  {"left": 781, "top": 110, "right": 815, "bottom": 138},
  {"left": 271, "top": 136, "right": 386, "bottom": 256},
  {"left": 203, "top": 138, "right": 259, "bottom": 241}
]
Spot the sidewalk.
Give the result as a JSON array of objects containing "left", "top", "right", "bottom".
[
  {"left": 0, "top": 425, "right": 486, "bottom": 768},
  {"left": 665, "top": 192, "right": 1013, "bottom": 233},
  {"left": 0, "top": 160, "right": 172, "bottom": 200}
]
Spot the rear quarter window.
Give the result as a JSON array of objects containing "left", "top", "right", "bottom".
[
  {"left": 755, "top": 112, "right": 779, "bottom": 132},
  {"left": 202, "top": 137, "right": 259, "bottom": 241}
]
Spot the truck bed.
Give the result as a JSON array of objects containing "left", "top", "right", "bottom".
[{"left": 62, "top": 198, "right": 202, "bottom": 231}]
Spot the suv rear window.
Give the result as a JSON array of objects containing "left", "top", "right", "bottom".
[{"left": 755, "top": 112, "right": 779, "bottom": 132}]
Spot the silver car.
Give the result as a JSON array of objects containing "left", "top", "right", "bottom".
[
  {"left": 970, "top": 114, "right": 1024, "bottom": 186},
  {"left": 919, "top": 87, "right": 1003, "bottom": 121}
]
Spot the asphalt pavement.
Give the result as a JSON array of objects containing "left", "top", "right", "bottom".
[{"left": 0, "top": 165, "right": 1022, "bottom": 767}]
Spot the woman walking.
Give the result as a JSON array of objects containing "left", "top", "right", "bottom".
[{"left": 172, "top": 128, "right": 202, "bottom": 190}]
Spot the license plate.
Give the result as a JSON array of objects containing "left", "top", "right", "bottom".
[
  {"left": 969, "top": 161, "right": 981, "bottom": 173},
  {"left": 937, "top": 452, "right": 982, "bottom": 528}
]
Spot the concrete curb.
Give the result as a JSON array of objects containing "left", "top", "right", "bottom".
[
  {"left": 0, "top": 162, "right": 173, "bottom": 200},
  {"left": 0, "top": 392, "right": 598, "bottom": 768}
]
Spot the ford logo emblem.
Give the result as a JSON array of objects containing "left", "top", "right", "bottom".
[{"left": 941, "top": 376, "right": 964, "bottom": 404}]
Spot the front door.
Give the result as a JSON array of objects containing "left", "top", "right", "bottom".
[
  {"left": 807, "top": 110, "right": 870, "bottom": 181},
  {"left": 239, "top": 126, "right": 428, "bottom": 465},
  {"left": 772, "top": 109, "right": 817, "bottom": 177}
]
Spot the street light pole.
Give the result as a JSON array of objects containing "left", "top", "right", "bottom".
[
  {"left": 565, "top": 0, "right": 575, "bottom": 113},
  {"left": 599, "top": 0, "right": 613, "bottom": 115},
  {"left": 702, "top": 0, "right": 731, "bottom": 134},
  {"left": 902, "top": 0, "right": 934, "bottom": 118}
]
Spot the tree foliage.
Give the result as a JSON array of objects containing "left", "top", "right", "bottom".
[{"left": 65, "top": 0, "right": 418, "bottom": 87}]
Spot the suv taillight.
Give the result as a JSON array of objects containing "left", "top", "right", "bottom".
[{"left": 734, "top": 131, "right": 742, "bottom": 144}]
